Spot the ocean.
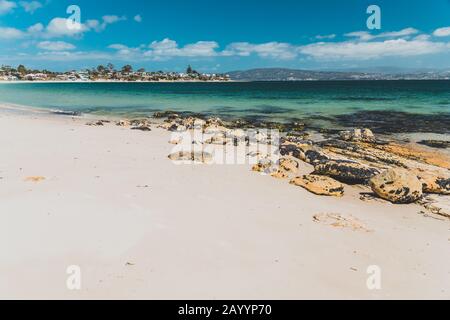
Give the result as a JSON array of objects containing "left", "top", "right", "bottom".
[{"left": 1, "top": 80, "right": 449, "bottom": 133}]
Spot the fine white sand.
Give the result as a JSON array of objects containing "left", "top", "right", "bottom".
[{"left": 0, "top": 107, "right": 449, "bottom": 300}]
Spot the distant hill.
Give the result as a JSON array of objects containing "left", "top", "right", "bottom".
[
  {"left": 227, "top": 68, "right": 370, "bottom": 81},
  {"left": 226, "top": 68, "right": 450, "bottom": 81}
]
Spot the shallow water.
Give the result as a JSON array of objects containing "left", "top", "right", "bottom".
[{"left": 0, "top": 80, "right": 449, "bottom": 132}]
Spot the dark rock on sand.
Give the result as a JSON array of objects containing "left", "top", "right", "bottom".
[
  {"left": 131, "top": 126, "right": 152, "bottom": 132},
  {"left": 314, "top": 160, "right": 380, "bottom": 184}
]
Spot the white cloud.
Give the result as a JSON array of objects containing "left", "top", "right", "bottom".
[
  {"left": 315, "top": 34, "right": 336, "bottom": 40},
  {"left": 19, "top": 1, "right": 43, "bottom": 13},
  {"left": 300, "top": 38, "right": 447, "bottom": 60},
  {"left": 143, "top": 38, "right": 219, "bottom": 59},
  {"left": 85, "top": 15, "right": 127, "bottom": 32},
  {"left": 0, "top": 27, "right": 25, "bottom": 39},
  {"left": 134, "top": 14, "right": 142, "bottom": 23},
  {"left": 37, "top": 41, "right": 76, "bottom": 51},
  {"left": 27, "top": 22, "right": 44, "bottom": 34},
  {"left": 433, "top": 27, "right": 450, "bottom": 37},
  {"left": 45, "top": 17, "right": 87, "bottom": 37},
  {"left": 223, "top": 42, "right": 297, "bottom": 60},
  {"left": 0, "top": 0, "right": 16, "bottom": 15},
  {"left": 345, "top": 28, "right": 419, "bottom": 41}
]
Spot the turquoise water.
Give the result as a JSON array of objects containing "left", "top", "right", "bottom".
[{"left": 0, "top": 81, "right": 449, "bottom": 129}]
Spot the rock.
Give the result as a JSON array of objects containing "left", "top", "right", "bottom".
[
  {"left": 278, "top": 158, "right": 299, "bottom": 173},
  {"left": 339, "top": 128, "right": 375, "bottom": 142},
  {"left": 290, "top": 175, "right": 344, "bottom": 197},
  {"left": 182, "top": 117, "right": 205, "bottom": 129},
  {"left": 270, "top": 169, "right": 290, "bottom": 179},
  {"left": 415, "top": 170, "right": 450, "bottom": 195},
  {"left": 168, "top": 151, "right": 212, "bottom": 163},
  {"left": 153, "top": 111, "right": 179, "bottom": 119},
  {"left": 314, "top": 160, "right": 379, "bottom": 184},
  {"left": 116, "top": 119, "right": 131, "bottom": 127},
  {"left": 205, "top": 133, "right": 230, "bottom": 145},
  {"left": 168, "top": 123, "right": 187, "bottom": 132},
  {"left": 252, "top": 158, "right": 275, "bottom": 174},
  {"left": 159, "top": 123, "right": 172, "bottom": 130},
  {"left": 129, "top": 119, "right": 150, "bottom": 127},
  {"left": 319, "top": 139, "right": 407, "bottom": 167},
  {"left": 370, "top": 168, "right": 423, "bottom": 204},
  {"left": 304, "top": 150, "right": 329, "bottom": 165},
  {"left": 204, "top": 125, "right": 228, "bottom": 135},
  {"left": 86, "top": 120, "right": 106, "bottom": 126},
  {"left": 131, "top": 126, "right": 151, "bottom": 132},
  {"left": 417, "top": 140, "right": 450, "bottom": 149},
  {"left": 206, "top": 117, "right": 224, "bottom": 126},
  {"left": 280, "top": 143, "right": 306, "bottom": 161}
]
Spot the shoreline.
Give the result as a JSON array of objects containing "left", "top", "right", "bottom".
[{"left": 0, "top": 105, "right": 449, "bottom": 299}]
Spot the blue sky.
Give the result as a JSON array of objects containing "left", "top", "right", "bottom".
[{"left": 1, "top": 0, "right": 450, "bottom": 72}]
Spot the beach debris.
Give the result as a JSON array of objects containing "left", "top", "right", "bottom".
[
  {"left": 339, "top": 128, "right": 375, "bottom": 142},
  {"left": 313, "top": 213, "right": 371, "bottom": 232},
  {"left": 313, "top": 160, "right": 380, "bottom": 184},
  {"left": 291, "top": 175, "right": 344, "bottom": 197},
  {"left": 417, "top": 140, "right": 450, "bottom": 149},
  {"left": 24, "top": 176, "right": 46, "bottom": 182},
  {"left": 168, "top": 151, "right": 213, "bottom": 163},
  {"left": 370, "top": 168, "right": 423, "bottom": 204}
]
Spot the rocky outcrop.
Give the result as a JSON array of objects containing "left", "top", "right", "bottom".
[
  {"left": 313, "top": 160, "right": 380, "bottom": 184},
  {"left": 414, "top": 170, "right": 450, "bottom": 195},
  {"left": 290, "top": 175, "right": 344, "bottom": 197},
  {"left": 318, "top": 139, "right": 407, "bottom": 168},
  {"left": 373, "top": 142, "right": 450, "bottom": 169},
  {"left": 370, "top": 168, "right": 423, "bottom": 204},
  {"left": 278, "top": 158, "right": 299, "bottom": 173},
  {"left": 339, "top": 128, "right": 375, "bottom": 142},
  {"left": 252, "top": 158, "right": 276, "bottom": 174}
]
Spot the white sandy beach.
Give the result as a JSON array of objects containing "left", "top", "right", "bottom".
[{"left": 0, "top": 106, "right": 449, "bottom": 300}]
